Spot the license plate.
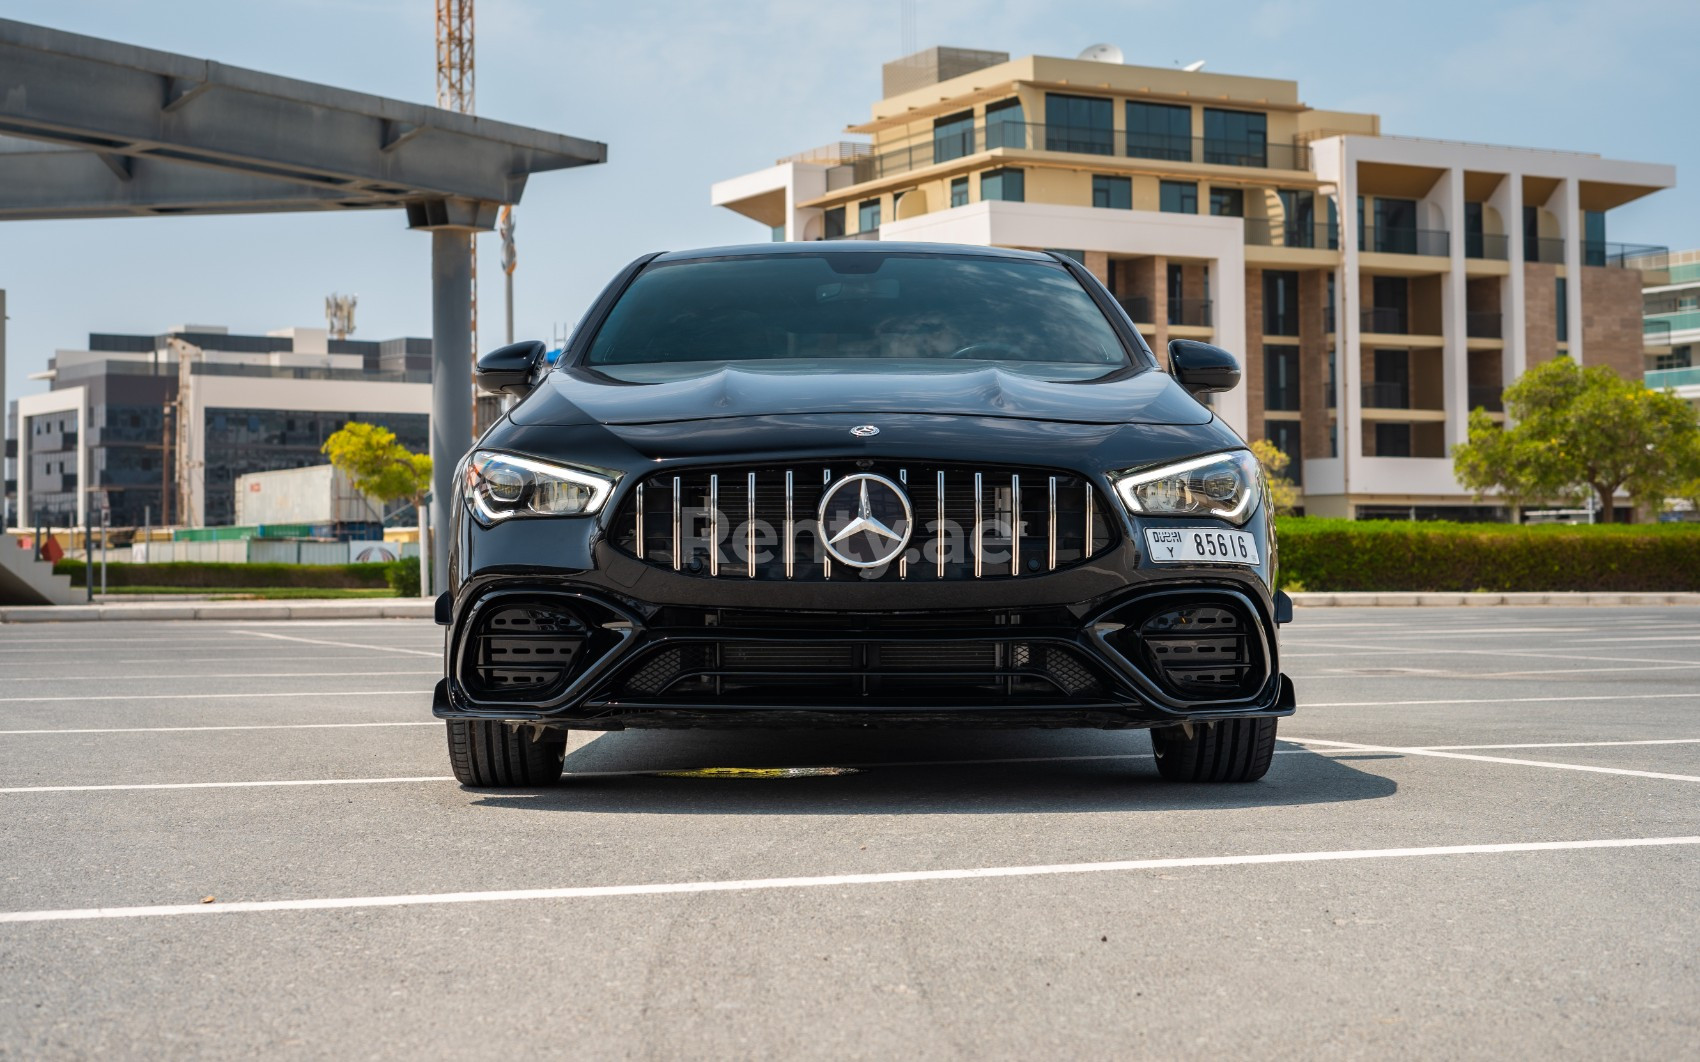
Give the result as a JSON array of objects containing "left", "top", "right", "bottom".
[{"left": 1144, "top": 527, "right": 1260, "bottom": 565}]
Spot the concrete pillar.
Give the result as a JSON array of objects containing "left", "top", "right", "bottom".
[
  {"left": 1552, "top": 175, "right": 1583, "bottom": 363},
  {"left": 1439, "top": 168, "right": 1469, "bottom": 450},
  {"left": 430, "top": 228, "right": 474, "bottom": 596},
  {"left": 1335, "top": 145, "right": 1364, "bottom": 489},
  {"left": 1494, "top": 174, "right": 1526, "bottom": 387}
]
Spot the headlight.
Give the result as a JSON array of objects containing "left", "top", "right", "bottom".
[
  {"left": 1112, "top": 450, "right": 1262, "bottom": 525},
  {"left": 464, "top": 450, "right": 617, "bottom": 524}
]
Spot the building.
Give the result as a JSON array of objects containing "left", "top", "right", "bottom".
[
  {"left": 712, "top": 46, "right": 1675, "bottom": 519},
  {"left": 1644, "top": 249, "right": 1700, "bottom": 409},
  {"left": 6, "top": 325, "right": 430, "bottom": 529}
]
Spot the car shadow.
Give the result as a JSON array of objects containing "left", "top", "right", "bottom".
[{"left": 467, "top": 727, "right": 1397, "bottom": 814}]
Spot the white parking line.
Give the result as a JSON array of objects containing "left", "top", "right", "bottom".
[
  {"left": 0, "top": 722, "right": 442, "bottom": 736},
  {"left": 1285, "top": 641, "right": 1700, "bottom": 667},
  {"left": 1305, "top": 692, "right": 1700, "bottom": 709},
  {"left": 235, "top": 631, "right": 439, "bottom": 657},
  {"left": 1413, "top": 738, "right": 1700, "bottom": 751},
  {"left": 1286, "top": 737, "right": 1700, "bottom": 783},
  {"left": 1, "top": 776, "right": 454, "bottom": 794},
  {"left": 1301, "top": 663, "right": 1700, "bottom": 679},
  {"left": 3, "top": 835, "right": 1695, "bottom": 925},
  {"left": 0, "top": 671, "right": 439, "bottom": 683},
  {"left": 0, "top": 689, "right": 432, "bottom": 704}
]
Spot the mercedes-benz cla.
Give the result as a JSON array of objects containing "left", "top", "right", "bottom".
[{"left": 435, "top": 243, "right": 1295, "bottom": 787}]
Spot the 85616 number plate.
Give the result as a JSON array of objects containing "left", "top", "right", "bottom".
[{"left": 1144, "top": 527, "right": 1260, "bottom": 565}]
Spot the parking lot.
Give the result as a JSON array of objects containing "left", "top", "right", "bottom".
[{"left": 0, "top": 607, "right": 1696, "bottom": 1058}]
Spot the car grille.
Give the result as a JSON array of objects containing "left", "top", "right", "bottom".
[
  {"left": 609, "top": 461, "right": 1115, "bottom": 581},
  {"left": 610, "top": 638, "right": 1109, "bottom": 703},
  {"left": 1108, "top": 600, "right": 1263, "bottom": 700}
]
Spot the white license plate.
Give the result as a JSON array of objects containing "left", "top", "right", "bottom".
[{"left": 1144, "top": 527, "right": 1260, "bottom": 565}]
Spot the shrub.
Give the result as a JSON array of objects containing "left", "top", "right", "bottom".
[
  {"left": 1275, "top": 517, "right": 1700, "bottom": 592},
  {"left": 383, "top": 560, "right": 421, "bottom": 597},
  {"left": 54, "top": 560, "right": 392, "bottom": 589}
]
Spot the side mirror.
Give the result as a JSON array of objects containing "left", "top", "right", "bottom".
[
  {"left": 475, "top": 340, "right": 548, "bottom": 397},
  {"left": 1168, "top": 339, "right": 1241, "bottom": 396}
]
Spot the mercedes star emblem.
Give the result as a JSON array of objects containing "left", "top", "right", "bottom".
[
  {"left": 849, "top": 425, "right": 880, "bottom": 438},
  {"left": 818, "top": 473, "right": 913, "bottom": 569}
]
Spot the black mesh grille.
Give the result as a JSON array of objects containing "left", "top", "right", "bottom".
[
  {"left": 610, "top": 639, "right": 1108, "bottom": 704},
  {"left": 610, "top": 461, "right": 1115, "bottom": 581},
  {"left": 1133, "top": 603, "right": 1258, "bottom": 698},
  {"left": 462, "top": 602, "right": 588, "bottom": 699}
]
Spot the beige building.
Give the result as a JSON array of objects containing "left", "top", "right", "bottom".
[{"left": 713, "top": 46, "right": 1675, "bottom": 519}]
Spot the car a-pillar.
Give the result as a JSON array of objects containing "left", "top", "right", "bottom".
[{"left": 408, "top": 196, "right": 501, "bottom": 596}]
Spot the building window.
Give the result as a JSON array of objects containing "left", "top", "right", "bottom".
[
  {"left": 1202, "top": 108, "right": 1266, "bottom": 167},
  {"left": 1048, "top": 249, "right": 1086, "bottom": 265},
  {"left": 933, "top": 109, "right": 974, "bottom": 164},
  {"left": 1264, "top": 345, "right": 1301, "bottom": 411},
  {"left": 1091, "top": 175, "right": 1131, "bottom": 209},
  {"left": 1263, "top": 271, "right": 1300, "bottom": 335},
  {"left": 858, "top": 198, "right": 881, "bottom": 233},
  {"left": 985, "top": 98, "right": 1024, "bottom": 149},
  {"left": 1126, "top": 101, "right": 1190, "bottom": 161},
  {"left": 1583, "top": 210, "right": 1607, "bottom": 266},
  {"left": 1556, "top": 276, "right": 1568, "bottom": 343},
  {"left": 1369, "top": 275, "right": 1409, "bottom": 333},
  {"left": 1464, "top": 201, "right": 1485, "bottom": 258},
  {"left": 1326, "top": 272, "right": 1337, "bottom": 332},
  {"left": 1160, "top": 180, "right": 1197, "bottom": 214},
  {"left": 1265, "top": 421, "right": 1303, "bottom": 486},
  {"left": 1372, "top": 197, "right": 1418, "bottom": 253},
  {"left": 1209, "top": 187, "right": 1244, "bottom": 217},
  {"left": 1276, "top": 190, "right": 1316, "bottom": 247},
  {"left": 824, "top": 206, "right": 845, "bottom": 239},
  {"left": 949, "top": 177, "right": 969, "bottom": 208},
  {"left": 1044, "top": 93, "right": 1112, "bottom": 155},
  {"left": 981, "top": 168, "right": 1024, "bottom": 203},
  {"left": 1371, "top": 349, "right": 1411, "bottom": 409},
  {"left": 1523, "top": 205, "right": 1540, "bottom": 261},
  {"left": 1167, "top": 263, "right": 1184, "bottom": 307},
  {"left": 1375, "top": 422, "right": 1412, "bottom": 458}
]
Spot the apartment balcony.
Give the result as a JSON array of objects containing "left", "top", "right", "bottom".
[
  {"left": 1119, "top": 296, "right": 1153, "bottom": 324},
  {"left": 1464, "top": 233, "right": 1509, "bottom": 261},
  {"left": 1244, "top": 218, "right": 1338, "bottom": 250},
  {"left": 1647, "top": 366, "right": 1700, "bottom": 391},
  {"left": 1466, "top": 312, "right": 1503, "bottom": 339},
  {"left": 1586, "top": 241, "right": 1669, "bottom": 270},
  {"left": 1115, "top": 296, "right": 1211, "bottom": 327},
  {"left": 1646, "top": 311, "right": 1700, "bottom": 337},
  {"left": 1468, "top": 386, "right": 1504, "bottom": 412},
  {"left": 1525, "top": 236, "right": 1566, "bottom": 264},
  {"left": 1361, "top": 227, "right": 1449, "bottom": 257},
  {"left": 834, "top": 122, "right": 1312, "bottom": 186},
  {"left": 1360, "top": 307, "right": 1408, "bottom": 334},
  {"left": 1168, "top": 298, "right": 1213, "bottom": 328},
  {"left": 1361, "top": 382, "right": 1411, "bottom": 409}
]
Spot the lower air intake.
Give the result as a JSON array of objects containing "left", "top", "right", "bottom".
[{"left": 464, "top": 602, "right": 588, "bottom": 698}]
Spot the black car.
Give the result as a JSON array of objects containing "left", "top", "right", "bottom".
[{"left": 436, "top": 243, "right": 1295, "bottom": 787}]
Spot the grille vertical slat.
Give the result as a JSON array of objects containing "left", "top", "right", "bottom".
[{"left": 614, "top": 462, "right": 1112, "bottom": 582}]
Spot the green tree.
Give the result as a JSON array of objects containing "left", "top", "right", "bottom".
[
  {"left": 1250, "top": 438, "right": 1299, "bottom": 516},
  {"left": 1453, "top": 357, "right": 1700, "bottom": 522},
  {"left": 321, "top": 423, "right": 432, "bottom": 594}
]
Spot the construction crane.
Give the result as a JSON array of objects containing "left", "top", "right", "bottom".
[{"left": 436, "top": 1, "right": 505, "bottom": 433}]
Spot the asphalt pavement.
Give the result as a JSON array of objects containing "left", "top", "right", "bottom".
[{"left": 0, "top": 608, "right": 1696, "bottom": 1059}]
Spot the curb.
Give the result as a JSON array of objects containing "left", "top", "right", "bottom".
[
  {"left": 1289, "top": 591, "right": 1700, "bottom": 607},
  {"left": 0, "top": 599, "right": 435, "bottom": 623}
]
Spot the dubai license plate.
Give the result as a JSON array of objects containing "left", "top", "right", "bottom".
[{"left": 1144, "top": 527, "right": 1260, "bottom": 565}]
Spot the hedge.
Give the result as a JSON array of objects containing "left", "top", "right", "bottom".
[
  {"left": 50, "top": 521, "right": 1700, "bottom": 594},
  {"left": 1276, "top": 517, "right": 1700, "bottom": 592},
  {"left": 54, "top": 559, "right": 402, "bottom": 590}
]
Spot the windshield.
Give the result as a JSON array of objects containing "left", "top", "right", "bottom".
[{"left": 583, "top": 252, "right": 1136, "bottom": 375}]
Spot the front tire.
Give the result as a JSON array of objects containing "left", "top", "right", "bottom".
[
  {"left": 446, "top": 719, "right": 566, "bottom": 787},
  {"left": 1150, "top": 718, "right": 1277, "bottom": 782}
]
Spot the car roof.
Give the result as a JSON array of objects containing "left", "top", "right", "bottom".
[{"left": 650, "top": 242, "right": 1059, "bottom": 264}]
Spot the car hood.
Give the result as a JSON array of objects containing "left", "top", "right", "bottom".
[{"left": 508, "top": 364, "right": 1212, "bottom": 428}]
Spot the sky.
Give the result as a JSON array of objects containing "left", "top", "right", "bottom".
[{"left": 3, "top": 0, "right": 1695, "bottom": 410}]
